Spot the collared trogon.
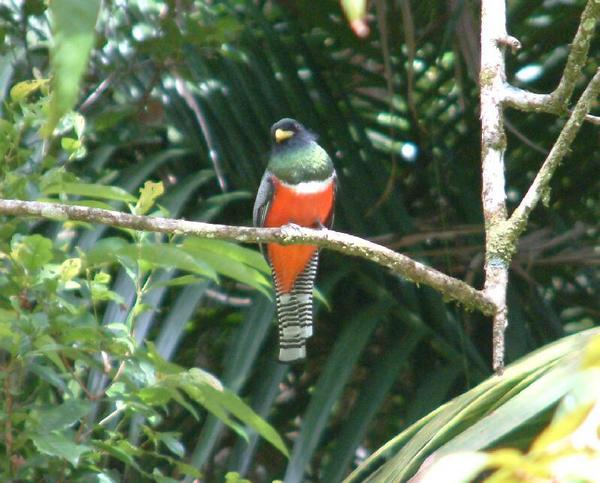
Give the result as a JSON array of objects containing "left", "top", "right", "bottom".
[{"left": 253, "top": 118, "right": 336, "bottom": 362}]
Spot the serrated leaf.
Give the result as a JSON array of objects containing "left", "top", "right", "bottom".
[
  {"left": 35, "top": 400, "right": 92, "bottom": 432},
  {"left": 10, "top": 234, "right": 53, "bottom": 271},
  {"left": 32, "top": 430, "right": 90, "bottom": 466}
]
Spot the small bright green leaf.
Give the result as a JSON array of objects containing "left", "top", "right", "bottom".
[
  {"left": 91, "top": 283, "right": 125, "bottom": 304},
  {"left": 32, "top": 430, "right": 90, "bottom": 466},
  {"left": 59, "top": 258, "right": 81, "bottom": 281},
  {"left": 174, "top": 461, "right": 202, "bottom": 479},
  {"left": 225, "top": 472, "right": 252, "bottom": 483},
  {"left": 43, "top": 0, "right": 101, "bottom": 136},
  {"left": 135, "top": 180, "right": 164, "bottom": 215},
  {"left": 11, "top": 234, "right": 53, "bottom": 271},
  {"left": 10, "top": 78, "right": 49, "bottom": 102},
  {"left": 43, "top": 182, "right": 136, "bottom": 202},
  {"left": 60, "top": 137, "right": 81, "bottom": 152}
]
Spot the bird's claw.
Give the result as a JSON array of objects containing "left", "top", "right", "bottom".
[{"left": 281, "top": 223, "right": 303, "bottom": 237}]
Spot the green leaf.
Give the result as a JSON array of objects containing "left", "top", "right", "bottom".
[
  {"left": 135, "top": 180, "right": 164, "bottom": 215},
  {"left": 146, "top": 274, "right": 204, "bottom": 291},
  {"left": 181, "top": 239, "right": 270, "bottom": 294},
  {"left": 43, "top": 0, "right": 101, "bottom": 136},
  {"left": 183, "top": 238, "right": 269, "bottom": 273},
  {"left": 156, "top": 432, "right": 186, "bottom": 458},
  {"left": 10, "top": 78, "right": 49, "bottom": 102},
  {"left": 163, "top": 368, "right": 289, "bottom": 457},
  {"left": 35, "top": 400, "right": 92, "bottom": 432},
  {"left": 117, "top": 243, "right": 218, "bottom": 281},
  {"left": 59, "top": 257, "right": 82, "bottom": 281},
  {"left": 10, "top": 234, "right": 53, "bottom": 271},
  {"left": 31, "top": 430, "right": 90, "bottom": 466},
  {"left": 85, "top": 237, "right": 129, "bottom": 265},
  {"left": 93, "top": 440, "right": 142, "bottom": 472},
  {"left": 349, "top": 328, "right": 600, "bottom": 482},
  {"left": 43, "top": 182, "right": 136, "bottom": 202}
]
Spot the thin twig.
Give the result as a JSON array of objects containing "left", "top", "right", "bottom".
[
  {"left": 173, "top": 72, "right": 228, "bottom": 192},
  {"left": 508, "top": 68, "right": 600, "bottom": 238},
  {"left": 0, "top": 198, "right": 496, "bottom": 315},
  {"left": 503, "top": 0, "right": 600, "bottom": 113}
]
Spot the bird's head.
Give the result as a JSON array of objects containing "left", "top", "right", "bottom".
[{"left": 270, "top": 118, "right": 314, "bottom": 145}]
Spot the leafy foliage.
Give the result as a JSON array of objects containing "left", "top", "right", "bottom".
[{"left": 0, "top": 0, "right": 598, "bottom": 481}]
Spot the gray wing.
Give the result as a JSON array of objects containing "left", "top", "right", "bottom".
[{"left": 253, "top": 170, "right": 274, "bottom": 228}]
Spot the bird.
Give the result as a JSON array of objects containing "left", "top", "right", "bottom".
[{"left": 253, "top": 118, "right": 336, "bottom": 362}]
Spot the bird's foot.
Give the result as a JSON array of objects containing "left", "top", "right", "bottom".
[{"left": 281, "top": 223, "right": 303, "bottom": 236}]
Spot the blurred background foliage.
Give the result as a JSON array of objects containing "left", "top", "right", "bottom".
[{"left": 0, "top": 0, "right": 598, "bottom": 481}]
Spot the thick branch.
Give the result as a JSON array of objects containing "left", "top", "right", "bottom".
[
  {"left": 508, "top": 68, "right": 600, "bottom": 237},
  {"left": 503, "top": 0, "right": 599, "bottom": 113},
  {"left": 0, "top": 198, "right": 496, "bottom": 315},
  {"left": 480, "top": 0, "right": 510, "bottom": 374}
]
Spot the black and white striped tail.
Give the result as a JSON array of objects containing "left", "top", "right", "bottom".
[{"left": 273, "top": 253, "right": 319, "bottom": 362}]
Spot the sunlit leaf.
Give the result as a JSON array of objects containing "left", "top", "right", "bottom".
[{"left": 43, "top": 0, "right": 101, "bottom": 136}]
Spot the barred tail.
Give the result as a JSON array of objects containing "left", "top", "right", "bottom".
[
  {"left": 273, "top": 253, "right": 319, "bottom": 362},
  {"left": 276, "top": 292, "right": 306, "bottom": 362},
  {"left": 295, "top": 253, "right": 318, "bottom": 339}
]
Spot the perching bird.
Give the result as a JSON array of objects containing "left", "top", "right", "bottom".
[{"left": 253, "top": 118, "right": 336, "bottom": 362}]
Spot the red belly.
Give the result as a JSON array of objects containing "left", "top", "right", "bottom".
[{"left": 264, "top": 179, "right": 334, "bottom": 293}]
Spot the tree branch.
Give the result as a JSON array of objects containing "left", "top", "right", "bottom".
[
  {"left": 508, "top": 68, "right": 600, "bottom": 237},
  {"left": 480, "top": 0, "right": 511, "bottom": 374},
  {"left": 0, "top": 198, "right": 496, "bottom": 316},
  {"left": 503, "top": 0, "right": 600, "bottom": 113}
]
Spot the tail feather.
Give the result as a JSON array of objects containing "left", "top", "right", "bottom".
[
  {"left": 295, "top": 254, "right": 318, "bottom": 339},
  {"left": 271, "top": 253, "right": 319, "bottom": 362}
]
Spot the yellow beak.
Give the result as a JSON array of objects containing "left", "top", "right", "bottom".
[{"left": 275, "top": 128, "right": 294, "bottom": 143}]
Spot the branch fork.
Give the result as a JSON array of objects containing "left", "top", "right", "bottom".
[{"left": 480, "top": 0, "right": 599, "bottom": 373}]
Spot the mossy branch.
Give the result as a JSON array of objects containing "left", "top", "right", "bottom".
[
  {"left": 507, "top": 68, "right": 600, "bottom": 239},
  {"left": 503, "top": 0, "right": 599, "bottom": 114},
  {"left": 0, "top": 198, "right": 497, "bottom": 316}
]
